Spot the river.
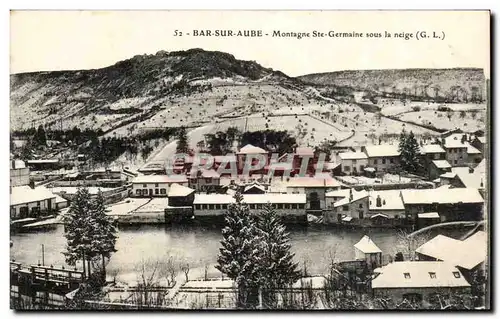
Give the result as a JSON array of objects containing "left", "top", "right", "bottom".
[{"left": 10, "top": 224, "right": 468, "bottom": 285}]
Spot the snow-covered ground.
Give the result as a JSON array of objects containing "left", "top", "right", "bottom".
[{"left": 106, "top": 198, "right": 150, "bottom": 216}]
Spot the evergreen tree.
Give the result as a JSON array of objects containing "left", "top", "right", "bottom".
[
  {"left": 63, "top": 187, "right": 94, "bottom": 278},
  {"left": 216, "top": 191, "right": 261, "bottom": 308},
  {"left": 176, "top": 126, "right": 189, "bottom": 154},
  {"left": 89, "top": 190, "right": 118, "bottom": 280},
  {"left": 398, "top": 130, "right": 422, "bottom": 174},
  {"left": 35, "top": 125, "right": 47, "bottom": 146},
  {"left": 256, "top": 204, "right": 301, "bottom": 308}
]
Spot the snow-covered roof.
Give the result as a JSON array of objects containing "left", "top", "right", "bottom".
[
  {"left": 372, "top": 261, "right": 470, "bottom": 289},
  {"left": 10, "top": 160, "right": 26, "bottom": 169},
  {"left": 456, "top": 171, "right": 485, "bottom": 189},
  {"left": 325, "top": 189, "right": 350, "bottom": 198},
  {"left": 243, "top": 183, "right": 266, "bottom": 193},
  {"left": 168, "top": 183, "right": 195, "bottom": 197},
  {"left": 443, "top": 134, "right": 469, "bottom": 149},
  {"left": 440, "top": 172, "right": 456, "bottom": 179},
  {"left": 27, "top": 159, "right": 60, "bottom": 164},
  {"left": 236, "top": 144, "right": 268, "bottom": 154},
  {"left": 467, "top": 144, "right": 482, "bottom": 154},
  {"left": 294, "top": 147, "right": 315, "bottom": 156},
  {"left": 193, "top": 193, "right": 307, "bottom": 205},
  {"left": 421, "top": 144, "right": 446, "bottom": 154},
  {"left": 132, "top": 174, "right": 188, "bottom": 184},
  {"left": 189, "top": 169, "right": 220, "bottom": 179},
  {"left": 476, "top": 136, "right": 486, "bottom": 144},
  {"left": 286, "top": 176, "right": 340, "bottom": 188},
  {"left": 416, "top": 231, "right": 487, "bottom": 270},
  {"left": 354, "top": 235, "right": 382, "bottom": 253},
  {"left": 418, "top": 212, "right": 440, "bottom": 219},
  {"left": 370, "top": 213, "right": 389, "bottom": 219},
  {"left": 401, "top": 188, "right": 484, "bottom": 205},
  {"left": 368, "top": 190, "right": 405, "bottom": 211},
  {"left": 474, "top": 159, "right": 486, "bottom": 174},
  {"left": 10, "top": 186, "right": 56, "bottom": 206},
  {"left": 363, "top": 144, "right": 400, "bottom": 158},
  {"left": 333, "top": 190, "right": 369, "bottom": 208},
  {"left": 54, "top": 194, "right": 68, "bottom": 204},
  {"left": 339, "top": 152, "right": 368, "bottom": 160},
  {"left": 432, "top": 160, "right": 451, "bottom": 169}
]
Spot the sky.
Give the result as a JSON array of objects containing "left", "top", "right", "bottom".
[{"left": 10, "top": 10, "right": 490, "bottom": 77}]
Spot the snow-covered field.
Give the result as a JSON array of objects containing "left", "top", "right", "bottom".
[{"left": 398, "top": 110, "right": 486, "bottom": 132}]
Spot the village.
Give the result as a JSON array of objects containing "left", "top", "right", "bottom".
[{"left": 9, "top": 125, "right": 488, "bottom": 309}]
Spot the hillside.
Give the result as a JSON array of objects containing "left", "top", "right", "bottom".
[
  {"left": 10, "top": 48, "right": 305, "bottom": 133},
  {"left": 298, "top": 68, "right": 487, "bottom": 102}
]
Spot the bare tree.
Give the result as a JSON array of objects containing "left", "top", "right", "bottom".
[
  {"left": 394, "top": 229, "right": 430, "bottom": 261},
  {"left": 180, "top": 258, "right": 191, "bottom": 282}
]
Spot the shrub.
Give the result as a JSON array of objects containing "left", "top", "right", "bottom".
[{"left": 412, "top": 106, "right": 421, "bottom": 112}]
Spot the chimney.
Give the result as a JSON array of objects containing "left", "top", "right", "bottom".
[
  {"left": 29, "top": 179, "right": 35, "bottom": 189},
  {"left": 349, "top": 189, "right": 353, "bottom": 202},
  {"left": 376, "top": 195, "right": 382, "bottom": 207},
  {"left": 382, "top": 199, "right": 386, "bottom": 206}
]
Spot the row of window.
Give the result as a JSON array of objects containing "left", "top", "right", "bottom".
[
  {"left": 12, "top": 206, "right": 41, "bottom": 218},
  {"left": 373, "top": 158, "right": 395, "bottom": 165},
  {"left": 403, "top": 271, "right": 460, "bottom": 279},
  {"left": 447, "top": 148, "right": 465, "bottom": 153},
  {"left": 194, "top": 203, "right": 306, "bottom": 210},
  {"left": 136, "top": 189, "right": 167, "bottom": 195}
]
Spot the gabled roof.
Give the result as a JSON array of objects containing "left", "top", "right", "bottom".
[
  {"left": 372, "top": 261, "right": 470, "bottom": 289},
  {"left": 443, "top": 134, "right": 470, "bottom": 149},
  {"left": 354, "top": 235, "right": 382, "bottom": 253},
  {"left": 236, "top": 144, "right": 267, "bottom": 154},
  {"left": 243, "top": 183, "right": 266, "bottom": 193},
  {"left": 190, "top": 168, "right": 220, "bottom": 179},
  {"left": 421, "top": 144, "right": 446, "bottom": 154},
  {"left": 368, "top": 190, "right": 405, "bottom": 211},
  {"left": 401, "top": 188, "right": 484, "bottom": 205},
  {"left": 416, "top": 231, "right": 487, "bottom": 270},
  {"left": 11, "top": 186, "right": 57, "bottom": 206},
  {"left": 339, "top": 152, "right": 368, "bottom": 160},
  {"left": 10, "top": 160, "right": 26, "bottom": 169},
  {"left": 363, "top": 144, "right": 400, "bottom": 158},
  {"left": 333, "top": 190, "right": 369, "bottom": 207},
  {"left": 132, "top": 174, "right": 188, "bottom": 184},
  {"left": 432, "top": 160, "right": 452, "bottom": 169},
  {"left": 168, "top": 183, "right": 195, "bottom": 197}
]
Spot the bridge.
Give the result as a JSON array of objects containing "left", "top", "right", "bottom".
[{"left": 10, "top": 261, "right": 85, "bottom": 291}]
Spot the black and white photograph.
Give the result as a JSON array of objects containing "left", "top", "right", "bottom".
[{"left": 8, "top": 10, "right": 490, "bottom": 310}]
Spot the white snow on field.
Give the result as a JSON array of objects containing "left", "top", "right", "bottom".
[
  {"left": 398, "top": 110, "right": 486, "bottom": 132},
  {"left": 337, "top": 174, "right": 413, "bottom": 185},
  {"left": 135, "top": 198, "right": 170, "bottom": 212},
  {"left": 106, "top": 198, "right": 150, "bottom": 216}
]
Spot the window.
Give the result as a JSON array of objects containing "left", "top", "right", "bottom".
[
  {"left": 404, "top": 273, "right": 411, "bottom": 279},
  {"left": 434, "top": 154, "right": 440, "bottom": 160},
  {"left": 453, "top": 271, "right": 461, "bottom": 278},
  {"left": 298, "top": 204, "right": 305, "bottom": 209},
  {"left": 343, "top": 206, "right": 349, "bottom": 212},
  {"left": 359, "top": 203, "right": 363, "bottom": 208},
  {"left": 222, "top": 204, "right": 228, "bottom": 210},
  {"left": 429, "top": 272, "right": 436, "bottom": 279},
  {"left": 284, "top": 204, "right": 290, "bottom": 209},
  {"left": 394, "top": 215, "right": 399, "bottom": 219},
  {"left": 215, "top": 204, "right": 221, "bottom": 210},
  {"left": 390, "top": 158, "right": 394, "bottom": 164},
  {"left": 291, "top": 204, "right": 297, "bottom": 209},
  {"left": 10, "top": 207, "right": 16, "bottom": 218},
  {"left": 19, "top": 206, "right": 28, "bottom": 218},
  {"left": 205, "top": 178, "right": 212, "bottom": 183},
  {"left": 195, "top": 204, "right": 201, "bottom": 210},
  {"left": 343, "top": 166, "right": 351, "bottom": 172},
  {"left": 250, "top": 204, "right": 256, "bottom": 209},
  {"left": 202, "top": 204, "right": 207, "bottom": 210},
  {"left": 155, "top": 183, "right": 159, "bottom": 187},
  {"left": 155, "top": 189, "right": 159, "bottom": 195},
  {"left": 374, "top": 159, "right": 378, "bottom": 165},
  {"left": 160, "top": 188, "right": 166, "bottom": 194},
  {"left": 277, "top": 204, "right": 283, "bottom": 209},
  {"left": 136, "top": 189, "right": 142, "bottom": 195},
  {"left": 454, "top": 160, "right": 458, "bottom": 164},
  {"left": 382, "top": 159, "right": 386, "bottom": 164},
  {"left": 209, "top": 204, "right": 215, "bottom": 210},
  {"left": 143, "top": 184, "right": 147, "bottom": 188}
]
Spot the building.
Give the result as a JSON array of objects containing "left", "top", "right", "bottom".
[
  {"left": 338, "top": 152, "right": 368, "bottom": 175},
  {"left": 192, "top": 193, "right": 307, "bottom": 223},
  {"left": 236, "top": 144, "right": 269, "bottom": 175},
  {"left": 362, "top": 144, "right": 400, "bottom": 172},
  {"left": 325, "top": 189, "right": 369, "bottom": 223},
  {"left": 400, "top": 188, "right": 484, "bottom": 222},
  {"left": 354, "top": 235, "right": 382, "bottom": 269},
  {"left": 131, "top": 175, "right": 189, "bottom": 197},
  {"left": 471, "top": 135, "right": 486, "bottom": 154},
  {"left": 10, "top": 160, "right": 30, "bottom": 187},
  {"left": 188, "top": 168, "right": 221, "bottom": 192},
  {"left": 416, "top": 231, "right": 487, "bottom": 277},
  {"left": 167, "top": 183, "right": 195, "bottom": 207},
  {"left": 420, "top": 144, "right": 447, "bottom": 179},
  {"left": 26, "top": 159, "right": 62, "bottom": 171},
  {"left": 428, "top": 160, "right": 452, "bottom": 180},
  {"left": 10, "top": 185, "right": 58, "bottom": 220},
  {"left": 371, "top": 261, "right": 471, "bottom": 303},
  {"left": 285, "top": 176, "right": 341, "bottom": 211},
  {"left": 440, "top": 134, "right": 469, "bottom": 167},
  {"left": 325, "top": 189, "right": 351, "bottom": 208},
  {"left": 466, "top": 144, "right": 483, "bottom": 165},
  {"left": 367, "top": 190, "right": 406, "bottom": 226}
]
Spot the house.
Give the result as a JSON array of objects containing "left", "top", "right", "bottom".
[
  {"left": 138, "top": 162, "right": 166, "bottom": 175},
  {"left": 440, "top": 134, "right": 469, "bottom": 166},
  {"left": 367, "top": 190, "right": 406, "bottom": 226},
  {"left": 10, "top": 160, "right": 30, "bottom": 187},
  {"left": 188, "top": 168, "right": 221, "bottom": 192},
  {"left": 26, "top": 159, "right": 62, "bottom": 171},
  {"left": 419, "top": 144, "right": 447, "bottom": 179},
  {"left": 428, "top": 160, "right": 452, "bottom": 180},
  {"left": 10, "top": 185, "right": 58, "bottom": 220},
  {"left": 131, "top": 174, "right": 189, "bottom": 197},
  {"left": 466, "top": 143, "right": 483, "bottom": 165},
  {"left": 416, "top": 231, "right": 487, "bottom": 281},
  {"left": 362, "top": 144, "right": 400, "bottom": 172},
  {"left": 371, "top": 261, "right": 471, "bottom": 303},
  {"left": 167, "top": 183, "right": 195, "bottom": 207},
  {"left": 192, "top": 193, "right": 307, "bottom": 223},
  {"left": 338, "top": 152, "right": 368, "bottom": 175},
  {"left": 325, "top": 189, "right": 369, "bottom": 223},
  {"left": 354, "top": 235, "right": 382, "bottom": 269},
  {"left": 400, "top": 188, "right": 484, "bottom": 222},
  {"left": 236, "top": 144, "right": 269, "bottom": 175},
  {"left": 471, "top": 135, "right": 486, "bottom": 154},
  {"left": 325, "top": 189, "right": 351, "bottom": 208},
  {"left": 285, "top": 176, "right": 341, "bottom": 211}
]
